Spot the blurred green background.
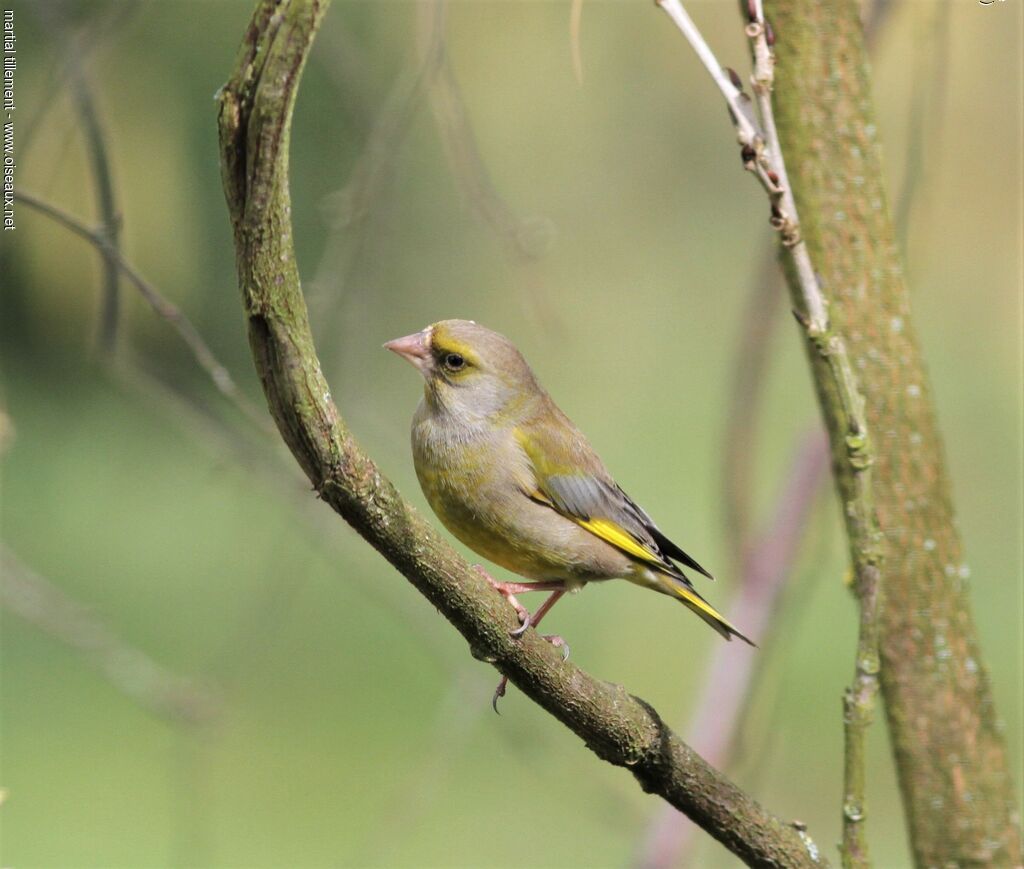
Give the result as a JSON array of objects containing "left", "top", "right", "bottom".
[{"left": 1, "top": 1, "right": 1020, "bottom": 866}]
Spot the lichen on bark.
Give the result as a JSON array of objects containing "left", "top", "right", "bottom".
[{"left": 769, "top": 0, "right": 1021, "bottom": 863}]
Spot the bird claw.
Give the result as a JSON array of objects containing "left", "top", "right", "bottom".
[
  {"left": 492, "top": 676, "right": 508, "bottom": 713},
  {"left": 509, "top": 611, "right": 532, "bottom": 638},
  {"left": 490, "top": 634, "right": 569, "bottom": 712},
  {"left": 542, "top": 634, "right": 570, "bottom": 661}
]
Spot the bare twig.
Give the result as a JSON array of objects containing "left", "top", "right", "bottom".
[
  {"left": 654, "top": 3, "right": 884, "bottom": 864},
  {"left": 216, "top": 2, "right": 828, "bottom": 863},
  {"left": 13, "top": 190, "right": 269, "bottom": 431},
  {"left": 34, "top": 1, "right": 124, "bottom": 353},
  {"left": 655, "top": 0, "right": 823, "bottom": 327},
  {"left": 0, "top": 546, "right": 218, "bottom": 724},
  {"left": 637, "top": 431, "right": 830, "bottom": 869},
  {"left": 72, "top": 71, "right": 123, "bottom": 354},
  {"left": 722, "top": 0, "right": 894, "bottom": 552},
  {"left": 20, "top": 2, "right": 137, "bottom": 154},
  {"left": 655, "top": 1, "right": 761, "bottom": 149},
  {"left": 570, "top": 0, "right": 584, "bottom": 85}
]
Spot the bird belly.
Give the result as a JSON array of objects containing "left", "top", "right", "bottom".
[{"left": 412, "top": 421, "right": 631, "bottom": 585}]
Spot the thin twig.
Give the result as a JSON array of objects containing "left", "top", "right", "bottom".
[
  {"left": 655, "top": 0, "right": 760, "bottom": 148},
  {"left": 656, "top": 0, "right": 824, "bottom": 328},
  {"left": 654, "top": 3, "right": 884, "bottom": 865},
  {"left": 35, "top": 1, "right": 124, "bottom": 353},
  {"left": 721, "top": 0, "right": 896, "bottom": 549},
  {"left": 570, "top": 0, "right": 584, "bottom": 85},
  {"left": 0, "top": 546, "right": 218, "bottom": 724},
  {"left": 13, "top": 190, "right": 270, "bottom": 432}
]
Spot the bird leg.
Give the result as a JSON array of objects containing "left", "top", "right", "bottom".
[
  {"left": 492, "top": 589, "right": 568, "bottom": 712},
  {"left": 473, "top": 566, "right": 564, "bottom": 638}
]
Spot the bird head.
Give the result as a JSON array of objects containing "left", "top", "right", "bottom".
[{"left": 384, "top": 319, "right": 541, "bottom": 423}]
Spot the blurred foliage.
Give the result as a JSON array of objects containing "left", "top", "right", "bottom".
[{"left": 0, "top": 1, "right": 1020, "bottom": 867}]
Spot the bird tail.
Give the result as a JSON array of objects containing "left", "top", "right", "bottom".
[{"left": 661, "top": 574, "right": 755, "bottom": 646}]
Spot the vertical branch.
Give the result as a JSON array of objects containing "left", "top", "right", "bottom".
[
  {"left": 654, "top": 1, "right": 884, "bottom": 863},
  {"left": 766, "top": 0, "right": 1021, "bottom": 864},
  {"left": 743, "top": 9, "right": 882, "bottom": 865},
  {"left": 69, "top": 64, "right": 122, "bottom": 353},
  {"left": 36, "top": 1, "right": 123, "bottom": 353}
]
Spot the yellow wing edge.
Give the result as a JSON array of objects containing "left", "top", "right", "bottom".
[{"left": 575, "top": 516, "right": 667, "bottom": 569}]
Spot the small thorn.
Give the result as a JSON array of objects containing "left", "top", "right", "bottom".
[
  {"left": 791, "top": 308, "right": 811, "bottom": 328},
  {"left": 725, "top": 66, "right": 744, "bottom": 91}
]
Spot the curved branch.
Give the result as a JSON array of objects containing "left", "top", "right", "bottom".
[{"left": 215, "top": 2, "right": 826, "bottom": 866}]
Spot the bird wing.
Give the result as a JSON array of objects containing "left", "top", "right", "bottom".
[{"left": 512, "top": 416, "right": 713, "bottom": 581}]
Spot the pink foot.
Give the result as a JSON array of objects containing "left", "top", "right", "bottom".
[{"left": 473, "top": 565, "right": 532, "bottom": 637}]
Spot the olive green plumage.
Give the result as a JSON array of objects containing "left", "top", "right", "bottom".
[{"left": 385, "top": 319, "right": 752, "bottom": 644}]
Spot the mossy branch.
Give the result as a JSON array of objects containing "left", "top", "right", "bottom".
[
  {"left": 769, "top": 0, "right": 1022, "bottom": 864},
  {"left": 216, "top": 1, "right": 826, "bottom": 865}
]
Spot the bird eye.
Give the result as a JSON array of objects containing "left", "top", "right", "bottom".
[{"left": 443, "top": 352, "right": 466, "bottom": 371}]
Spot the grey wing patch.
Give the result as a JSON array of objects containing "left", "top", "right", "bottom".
[
  {"left": 542, "top": 474, "right": 608, "bottom": 520},
  {"left": 541, "top": 473, "right": 675, "bottom": 566},
  {"left": 539, "top": 475, "right": 714, "bottom": 581}
]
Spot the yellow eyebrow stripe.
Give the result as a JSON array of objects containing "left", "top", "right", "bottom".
[{"left": 575, "top": 517, "right": 664, "bottom": 567}]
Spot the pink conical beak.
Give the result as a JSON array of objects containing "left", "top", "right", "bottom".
[{"left": 384, "top": 328, "right": 432, "bottom": 372}]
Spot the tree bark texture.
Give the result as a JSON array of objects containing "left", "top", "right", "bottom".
[
  {"left": 216, "top": 1, "right": 828, "bottom": 865},
  {"left": 769, "top": 0, "right": 1022, "bottom": 864}
]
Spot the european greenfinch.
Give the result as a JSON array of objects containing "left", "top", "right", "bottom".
[{"left": 385, "top": 319, "right": 752, "bottom": 678}]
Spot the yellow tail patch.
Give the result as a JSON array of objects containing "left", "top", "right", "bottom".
[{"left": 668, "top": 580, "right": 754, "bottom": 644}]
